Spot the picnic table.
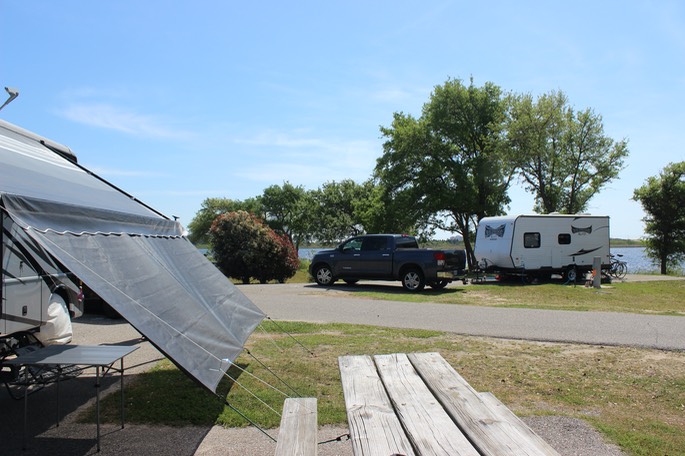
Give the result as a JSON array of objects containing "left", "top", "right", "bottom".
[{"left": 339, "top": 352, "right": 560, "bottom": 456}]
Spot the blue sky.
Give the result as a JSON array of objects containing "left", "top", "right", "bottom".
[{"left": 2, "top": 1, "right": 683, "bottom": 239}]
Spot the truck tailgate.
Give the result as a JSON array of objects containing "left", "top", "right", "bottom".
[{"left": 444, "top": 249, "right": 467, "bottom": 270}]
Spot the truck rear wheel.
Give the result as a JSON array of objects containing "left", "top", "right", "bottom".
[
  {"left": 402, "top": 268, "right": 425, "bottom": 292},
  {"left": 314, "top": 265, "right": 335, "bottom": 286}
]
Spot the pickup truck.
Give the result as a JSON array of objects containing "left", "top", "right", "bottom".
[{"left": 309, "top": 234, "right": 466, "bottom": 291}]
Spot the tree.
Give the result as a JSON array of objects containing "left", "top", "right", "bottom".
[
  {"left": 353, "top": 179, "right": 419, "bottom": 235},
  {"left": 209, "top": 210, "right": 299, "bottom": 283},
  {"left": 508, "top": 90, "right": 629, "bottom": 214},
  {"left": 375, "top": 78, "right": 514, "bottom": 267},
  {"left": 260, "top": 182, "right": 313, "bottom": 250},
  {"left": 187, "top": 197, "right": 261, "bottom": 245},
  {"left": 633, "top": 162, "right": 685, "bottom": 274},
  {"left": 310, "top": 179, "right": 370, "bottom": 243}
]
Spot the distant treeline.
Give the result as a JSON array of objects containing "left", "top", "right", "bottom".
[
  {"left": 609, "top": 238, "right": 645, "bottom": 247},
  {"left": 302, "top": 238, "right": 643, "bottom": 250}
]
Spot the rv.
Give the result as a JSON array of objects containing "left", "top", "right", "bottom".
[
  {"left": 0, "top": 119, "right": 264, "bottom": 394},
  {"left": 1, "top": 128, "right": 83, "bottom": 351},
  {"left": 474, "top": 214, "right": 611, "bottom": 281}
]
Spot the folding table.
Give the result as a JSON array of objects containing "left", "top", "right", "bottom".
[{"left": 6, "top": 344, "right": 138, "bottom": 452}]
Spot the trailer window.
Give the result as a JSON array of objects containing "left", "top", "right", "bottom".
[
  {"left": 558, "top": 233, "right": 571, "bottom": 245},
  {"left": 523, "top": 232, "right": 541, "bottom": 248}
]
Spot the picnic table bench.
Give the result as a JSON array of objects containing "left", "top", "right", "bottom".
[
  {"left": 339, "top": 352, "right": 560, "bottom": 456},
  {"left": 275, "top": 397, "right": 318, "bottom": 456}
]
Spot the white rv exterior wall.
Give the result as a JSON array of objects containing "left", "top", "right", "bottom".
[{"left": 475, "top": 214, "right": 611, "bottom": 276}]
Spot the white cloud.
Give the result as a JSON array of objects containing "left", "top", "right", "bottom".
[
  {"left": 233, "top": 131, "right": 381, "bottom": 187},
  {"left": 87, "top": 165, "right": 168, "bottom": 178},
  {"left": 60, "top": 103, "right": 192, "bottom": 140}
]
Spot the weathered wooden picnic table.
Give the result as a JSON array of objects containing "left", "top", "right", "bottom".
[{"left": 339, "top": 352, "right": 560, "bottom": 456}]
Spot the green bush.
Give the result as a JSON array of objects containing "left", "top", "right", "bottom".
[{"left": 209, "top": 210, "right": 299, "bottom": 283}]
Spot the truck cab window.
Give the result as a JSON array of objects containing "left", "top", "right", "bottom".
[
  {"left": 524, "top": 232, "right": 541, "bottom": 248},
  {"left": 395, "top": 237, "right": 419, "bottom": 249},
  {"left": 362, "top": 237, "right": 389, "bottom": 251},
  {"left": 341, "top": 238, "right": 362, "bottom": 252},
  {"left": 558, "top": 233, "right": 571, "bottom": 245}
]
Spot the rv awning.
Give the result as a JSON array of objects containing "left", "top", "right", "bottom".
[{"left": 0, "top": 120, "right": 265, "bottom": 393}]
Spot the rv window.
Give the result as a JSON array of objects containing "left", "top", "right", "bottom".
[
  {"left": 523, "top": 232, "right": 541, "bottom": 248},
  {"left": 558, "top": 233, "right": 571, "bottom": 245}
]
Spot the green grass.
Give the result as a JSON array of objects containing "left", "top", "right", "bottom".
[
  {"left": 345, "top": 280, "right": 685, "bottom": 315},
  {"left": 88, "top": 319, "right": 685, "bottom": 455}
]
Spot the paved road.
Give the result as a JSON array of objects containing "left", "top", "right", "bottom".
[{"left": 238, "top": 277, "right": 685, "bottom": 351}]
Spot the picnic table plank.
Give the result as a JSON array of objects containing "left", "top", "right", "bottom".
[
  {"left": 478, "top": 392, "right": 560, "bottom": 455},
  {"left": 275, "top": 397, "right": 318, "bottom": 456},
  {"left": 374, "top": 353, "right": 479, "bottom": 456},
  {"left": 339, "top": 355, "right": 416, "bottom": 456},
  {"left": 408, "top": 352, "right": 560, "bottom": 456}
]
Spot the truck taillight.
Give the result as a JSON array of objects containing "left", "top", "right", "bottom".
[{"left": 434, "top": 252, "right": 445, "bottom": 266}]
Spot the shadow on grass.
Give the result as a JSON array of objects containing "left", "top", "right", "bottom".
[{"left": 86, "top": 362, "right": 249, "bottom": 426}]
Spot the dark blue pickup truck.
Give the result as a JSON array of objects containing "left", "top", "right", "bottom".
[{"left": 309, "top": 234, "right": 466, "bottom": 291}]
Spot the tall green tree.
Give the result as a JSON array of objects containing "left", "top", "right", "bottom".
[
  {"left": 187, "top": 197, "right": 261, "bottom": 244},
  {"left": 353, "top": 179, "right": 419, "bottom": 236},
  {"left": 633, "top": 162, "right": 685, "bottom": 274},
  {"left": 375, "top": 78, "right": 514, "bottom": 266},
  {"left": 508, "top": 90, "right": 629, "bottom": 214},
  {"left": 261, "top": 182, "right": 312, "bottom": 250},
  {"left": 310, "top": 179, "right": 370, "bottom": 243}
]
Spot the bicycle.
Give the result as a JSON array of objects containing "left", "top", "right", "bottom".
[{"left": 608, "top": 253, "right": 628, "bottom": 279}]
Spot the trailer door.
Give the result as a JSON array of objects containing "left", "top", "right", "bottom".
[
  {"left": 2, "top": 213, "right": 44, "bottom": 336},
  {"left": 552, "top": 232, "right": 572, "bottom": 269}
]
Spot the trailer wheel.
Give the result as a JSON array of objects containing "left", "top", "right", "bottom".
[
  {"left": 402, "top": 268, "right": 425, "bottom": 292},
  {"left": 565, "top": 266, "right": 578, "bottom": 283}
]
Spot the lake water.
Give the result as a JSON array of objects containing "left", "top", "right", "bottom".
[
  {"left": 299, "top": 246, "right": 682, "bottom": 274},
  {"left": 610, "top": 247, "right": 671, "bottom": 274}
]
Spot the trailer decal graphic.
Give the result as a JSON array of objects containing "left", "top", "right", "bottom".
[
  {"left": 484, "top": 224, "right": 506, "bottom": 238},
  {"left": 571, "top": 225, "right": 592, "bottom": 235},
  {"left": 570, "top": 247, "right": 602, "bottom": 256}
]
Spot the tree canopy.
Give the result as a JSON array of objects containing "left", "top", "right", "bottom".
[
  {"left": 261, "top": 182, "right": 312, "bottom": 250},
  {"left": 187, "top": 197, "right": 261, "bottom": 245},
  {"left": 633, "top": 162, "right": 685, "bottom": 274},
  {"left": 188, "top": 78, "right": 634, "bottom": 261},
  {"left": 507, "top": 90, "right": 629, "bottom": 214},
  {"left": 375, "top": 78, "right": 514, "bottom": 266}
]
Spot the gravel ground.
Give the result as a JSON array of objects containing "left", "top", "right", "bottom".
[{"left": 0, "top": 308, "right": 629, "bottom": 455}]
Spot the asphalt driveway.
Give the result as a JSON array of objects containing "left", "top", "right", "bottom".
[{"left": 238, "top": 276, "right": 685, "bottom": 351}]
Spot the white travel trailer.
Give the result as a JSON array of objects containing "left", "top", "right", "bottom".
[{"left": 474, "top": 214, "right": 611, "bottom": 281}]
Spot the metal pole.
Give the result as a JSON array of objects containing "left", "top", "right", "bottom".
[
  {"left": 1, "top": 210, "right": 4, "bottom": 324},
  {"left": 120, "top": 358, "right": 125, "bottom": 429},
  {"left": 56, "top": 366, "right": 61, "bottom": 427},
  {"left": 96, "top": 365, "right": 101, "bottom": 452},
  {"left": 23, "top": 365, "right": 28, "bottom": 450}
]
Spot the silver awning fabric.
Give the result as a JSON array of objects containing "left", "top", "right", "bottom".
[{"left": 1, "top": 120, "right": 265, "bottom": 392}]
